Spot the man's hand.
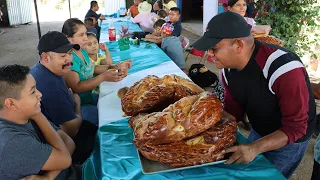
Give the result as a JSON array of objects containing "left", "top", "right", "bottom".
[
  {"left": 222, "top": 110, "right": 236, "bottom": 121},
  {"left": 224, "top": 144, "right": 259, "bottom": 164},
  {"left": 68, "top": 88, "right": 81, "bottom": 106},
  {"left": 20, "top": 174, "right": 51, "bottom": 180},
  {"left": 99, "top": 43, "right": 108, "bottom": 52},
  {"left": 311, "top": 83, "right": 320, "bottom": 99}
]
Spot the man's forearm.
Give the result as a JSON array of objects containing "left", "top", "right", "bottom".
[
  {"left": 250, "top": 130, "right": 288, "bottom": 154},
  {"left": 75, "top": 102, "right": 82, "bottom": 117},
  {"left": 58, "top": 130, "right": 75, "bottom": 155},
  {"left": 43, "top": 170, "right": 61, "bottom": 180}
]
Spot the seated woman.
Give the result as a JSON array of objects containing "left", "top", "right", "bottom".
[
  {"left": 132, "top": 1, "right": 157, "bottom": 33},
  {"left": 152, "top": 0, "right": 163, "bottom": 14},
  {"left": 228, "top": 0, "right": 255, "bottom": 26},
  {"left": 62, "top": 18, "right": 131, "bottom": 125}
]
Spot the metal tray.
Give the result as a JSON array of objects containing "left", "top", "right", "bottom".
[{"left": 137, "top": 150, "right": 227, "bottom": 174}]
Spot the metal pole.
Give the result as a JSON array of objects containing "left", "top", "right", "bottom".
[
  {"left": 33, "top": 0, "right": 41, "bottom": 39},
  {"left": 68, "top": 0, "right": 71, "bottom": 18}
]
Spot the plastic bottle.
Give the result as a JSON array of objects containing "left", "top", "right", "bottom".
[
  {"left": 108, "top": 19, "right": 116, "bottom": 41},
  {"left": 218, "top": 3, "right": 224, "bottom": 14},
  {"left": 127, "top": 10, "right": 131, "bottom": 21},
  {"left": 117, "top": 10, "right": 120, "bottom": 18}
]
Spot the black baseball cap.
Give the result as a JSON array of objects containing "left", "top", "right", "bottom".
[
  {"left": 37, "top": 31, "right": 80, "bottom": 54},
  {"left": 192, "top": 11, "right": 252, "bottom": 51}
]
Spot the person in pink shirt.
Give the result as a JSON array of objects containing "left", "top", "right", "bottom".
[
  {"left": 132, "top": 1, "right": 157, "bottom": 33},
  {"left": 228, "top": 0, "right": 255, "bottom": 26}
]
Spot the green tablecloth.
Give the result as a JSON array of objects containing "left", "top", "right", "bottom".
[
  {"left": 105, "top": 41, "right": 170, "bottom": 74},
  {"left": 83, "top": 119, "right": 286, "bottom": 180},
  {"left": 99, "top": 20, "right": 171, "bottom": 74}
]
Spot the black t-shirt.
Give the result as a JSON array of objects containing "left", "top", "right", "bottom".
[
  {"left": 85, "top": 9, "right": 101, "bottom": 21},
  {"left": 170, "top": 21, "right": 182, "bottom": 37}
]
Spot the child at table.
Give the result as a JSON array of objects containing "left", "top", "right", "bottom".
[
  {"left": 85, "top": 33, "right": 132, "bottom": 68},
  {"left": 150, "top": 9, "right": 168, "bottom": 26},
  {"left": 142, "top": 19, "right": 166, "bottom": 45},
  {"left": 168, "top": 7, "right": 181, "bottom": 37},
  {"left": 158, "top": 10, "right": 168, "bottom": 21},
  {"left": 128, "top": 0, "right": 141, "bottom": 18},
  {"left": 160, "top": 22, "right": 185, "bottom": 69},
  {"left": 84, "top": 18, "right": 98, "bottom": 36},
  {"left": 85, "top": 33, "right": 112, "bottom": 65}
]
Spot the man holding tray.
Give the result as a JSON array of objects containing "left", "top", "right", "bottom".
[{"left": 192, "top": 11, "right": 316, "bottom": 179}]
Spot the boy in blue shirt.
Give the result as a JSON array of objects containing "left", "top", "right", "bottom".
[{"left": 0, "top": 64, "right": 74, "bottom": 180}]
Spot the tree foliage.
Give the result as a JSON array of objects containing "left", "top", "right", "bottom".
[{"left": 256, "top": 0, "right": 320, "bottom": 64}]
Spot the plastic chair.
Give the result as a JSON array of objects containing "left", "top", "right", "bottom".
[
  {"left": 185, "top": 48, "right": 206, "bottom": 63},
  {"left": 179, "top": 36, "right": 190, "bottom": 51}
]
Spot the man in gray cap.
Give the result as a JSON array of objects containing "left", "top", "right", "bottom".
[{"left": 192, "top": 11, "right": 316, "bottom": 178}]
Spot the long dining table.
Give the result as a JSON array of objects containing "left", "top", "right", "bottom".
[{"left": 82, "top": 18, "right": 286, "bottom": 180}]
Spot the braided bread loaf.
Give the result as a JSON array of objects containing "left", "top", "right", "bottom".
[
  {"left": 130, "top": 92, "right": 223, "bottom": 145},
  {"left": 137, "top": 118, "right": 237, "bottom": 167},
  {"left": 256, "top": 35, "right": 285, "bottom": 46},
  {"left": 121, "top": 75, "right": 204, "bottom": 116}
]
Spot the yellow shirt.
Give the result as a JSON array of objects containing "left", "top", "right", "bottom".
[{"left": 90, "top": 54, "right": 106, "bottom": 65}]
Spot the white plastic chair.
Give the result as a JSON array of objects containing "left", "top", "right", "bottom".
[{"left": 179, "top": 36, "right": 190, "bottom": 51}]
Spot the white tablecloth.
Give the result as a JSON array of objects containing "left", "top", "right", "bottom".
[{"left": 98, "top": 61, "right": 187, "bottom": 127}]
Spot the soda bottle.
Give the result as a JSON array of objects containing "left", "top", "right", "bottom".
[{"left": 108, "top": 19, "right": 116, "bottom": 41}]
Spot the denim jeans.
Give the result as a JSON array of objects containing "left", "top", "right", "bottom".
[
  {"left": 248, "top": 129, "right": 310, "bottom": 179},
  {"left": 81, "top": 93, "right": 99, "bottom": 126}
]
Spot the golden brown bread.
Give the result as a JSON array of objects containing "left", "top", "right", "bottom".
[
  {"left": 117, "top": 87, "right": 129, "bottom": 99},
  {"left": 256, "top": 35, "right": 285, "bottom": 46},
  {"left": 130, "top": 92, "right": 222, "bottom": 145},
  {"left": 136, "top": 118, "right": 237, "bottom": 167},
  {"left": 121, "top": 75, "right": 204, "bottom": 116}
]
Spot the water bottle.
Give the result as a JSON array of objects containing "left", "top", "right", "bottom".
[
  {"left": 218, "top": 3, "right": 224, "bottom": 14},
  {"left": 117, "top": 10, "right": 120, "bottom": 18},
  {"left": 108, "top": 19, "right": 116, "bottom": 41},
  {"left": 127, "top": 10, "right": 131, "bottom": 21},
  {"left": 120, "top": 7, "right": 126, "bottom": 17}
]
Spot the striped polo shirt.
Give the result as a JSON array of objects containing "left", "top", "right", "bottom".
[{"left": 222, "top": 41, "right": 316, "bottom": 144}]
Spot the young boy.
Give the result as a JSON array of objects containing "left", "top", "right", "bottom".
[
  {"left": 84, "top": 17, "right": 98, "bottom": 35},
  {"left": 160, "top": 22, "right": 185, "bottom": 69},
  {"left": 158, "top": 9, "right": 167, "bottom": 20},
  {"left": 85, "top": 33, "right": 112, "bottom": 65},
  {"left": 129, "top": 0, "right": 141, "bottom": 18},
  {"left": 0, "top": 64, "right": 75, "bottom": 180},
  {"left": 150, "top": 9, "right": 167, "bottom": 26},
  {"left": 142, "top": 19, "right": 166, "bottom": 45},
  {"left": 168, "top": 7, "right": 181, "bottom": 37}
]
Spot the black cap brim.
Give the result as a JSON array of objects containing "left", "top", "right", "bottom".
[
  {"left": 53, "top": 44, "right": 80, "bottom": 53},
  {"left": 192, "top": 36, "right": 222, "bottom": 51}
]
